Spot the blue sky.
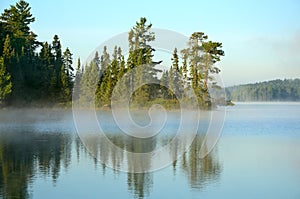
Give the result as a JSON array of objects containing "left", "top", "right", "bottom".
[{"left": 1, "top": 0, "right": 300, "bottom": 86}]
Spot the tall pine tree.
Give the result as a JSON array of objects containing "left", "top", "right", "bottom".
[
  {"left": 60, "top": 48, "right": 73, "bottom": 102},
  {"left": 127, "top": 17, "right": 158, "bottom": 106}
]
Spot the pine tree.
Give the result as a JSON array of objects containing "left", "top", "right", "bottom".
[
  {"left": 128, "top": 17, "right": 155, "bottom": 50},
  {"left": 100, "top": 46, "right": 110, "bottom": 78},
  {"left": 180, "top": 49, "right": 189, "bottom": 98},
  {"left": 98, "top": 65, "right": 112, "bottom": 106},
  {"left": 96, "top": 48, "right": 114, "bottom": 107},
  {"left": 112, "top": 48, "right": 128, "bottom": 105},
  {"left": 0, "top": 57, "right": 12, "bottom": 105},
  {"left": 0, "top": 1, "right": 77, "bottom": 106},
  {"left": 2, "top": 35, "right": 15, "bottom": 61},
  {"left": 62, "top": 48, "right": 74, "bottom": 77},
  {"left": 117, "top": 47, "right": 125, "bottom": 80},
  {"left": 60, "top": 48, "right": 73, "bottom": 102},
  {"left": 201, "top": 40, "right": 224, "bottom": 106},
  {"left": 127, "top": 17, "right": 158, "bottom": 106},
  {"left": 160, "top": 70, "right": 170, "bottom": 99},
  {"left": 0, "top": 0, "right": 35, "bottom": 55},
  {"left": 0, "top": 22, "right": 6, "bottom": 56},
  {"left": 0, "top": 1, "right": 41, "bottom": 103},
  {"left": 111, "top": 46, "right": 119, "bottom": 88},
  {"left": 181, "top": 32, "right": 224, "bottom": 108},
  {"left": 2, "top": 34, "right": 22, "bottom": 100},
  {"left": 73, "top": 58, "right": 82, "bottom": 101},
  {"left": 80, "top": 61, "right": 99, "bottom": 107},
  {"left": 38, "top": 42, "right": 54, "bottom": 99},
  {"left": 48, "top": 35, "right": 63, "bottom": 101},
  {"left": 60, "top": 64, "right": 71, "bottom": 102},
  {"left": 169, "top": 48, "right": 182, "bottom": 100},
  {"left": 95, "top": 48, "right": 111, "bottom": 107},
  {"left": 189, "top": 32, "right": 206, "bottom": 106},
  {"left": 52, "top": 35, "right": 63, "bottom": 78}
]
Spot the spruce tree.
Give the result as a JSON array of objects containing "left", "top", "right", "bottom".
[
  {"left": 96, "top": 48, "right": 110, "bottom": 107},
  {"left": 38, "top": 42, "right": 53, "bottom": 99},
  {"left": 0, "top": 1, "right": 77, "bottom": 106},
  {"left": 2, "top": 35, "right": 15, "bottom": 61},
  {"left": 0, "top": 22, "right": 6, "bottom": 56},
  {"left": 2, "top": 34, "right": 22, "bottom": 100},
  {"left": 60, "top": 48, "right": 73, "bottom": 102},
  {"left": 112, "top": 48, "right": 128, "bottom": 105},
  {"left": 111, "top": 46, "right": 119, "bottom": 88},
  {"left": 73, "top": 58, "right": 82, "bottom": 101},
  {"left": 180, "top": 49, "right": 189, "bottom": 98},
  {"left": 0, "top": 57, "right": 12, "bottom": 105},
  {"left": 160, "top": 70, "right": 170, "bottom": 99},
  {"left": 169, "top": 48, "right": 182, "bottom": 100},
  {"left": 80, "top": 61, "right": 99, "bottom": 107},
  {"left": 46, "top": 35, "right": 62, "bottom": 100},
  {"left": 100, "top": 46, "right": 110, "bottom": 78}
]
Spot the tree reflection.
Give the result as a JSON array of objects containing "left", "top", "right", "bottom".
[
  {"left": 0, "top": 131, "right": 72, "bottom": 199},
  {"left": 0, "top": 130, "right": 222, "bottom": 199},
  {"left": 180, "top": 136, "right": 222, "bottom": 189},
  {"left": 83, "top": 134, "right": 155, "bottom": 199},
  {"left": 84, "top": 133, "right": 222, "bottom": 198}
]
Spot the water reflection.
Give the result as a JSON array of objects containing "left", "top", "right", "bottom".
[
  {"left": 181, "top": 138, "right": 221, "bottom": 189},
  {"left": 0, "top": 131, "right": 72, "bottom": 199},
  {"left": 0, "top": 131, "right": 221, "bottom": 199}
]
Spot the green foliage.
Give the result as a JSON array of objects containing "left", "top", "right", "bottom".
[
  {"left": 73, "top": 58, "right": 82, "bottom": 101},
  {"left": 0, "top": 0, "right": 226, "bottom": 109},
  {"left": 0, "top": 57, "right": 12, "bottom": 104},
  {"left": 128, "top": 17, "right": 155, "bottom": 51},
  {"left": 226, "top": 79, "right": 300, "bottom": 101},
  {"left": 60, "top": 48, "right": 74, "bottom": 102},
  {"left": 1, "top": 0, "right": 36, "bottom": 55},
  {"left": 96, "top": 48, "right": 112, "bottom": 106},
  {"left": 168, "top": 48, "right": 182, "bottom": 99},
  {"left": 86, "top": 18, "right": 225, "bottom": 109},
  {"left": 80, "top": 61, "right": 99, "bottom": 107},
  {"left": 180, "top": 32, "right": 224, "bottom": 108},
  {"left": 0, "top": 1, "right": 74, "bottom": 106},
  {"left": 127, "top": 18, "right": 159, "bottom": 106},
  {"left": 160, "top": 70, "right": 171, "bottom": 99}
]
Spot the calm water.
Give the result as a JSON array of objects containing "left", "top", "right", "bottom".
[{"left": 0, "top": 103, "right": 300, "bottom": 199}]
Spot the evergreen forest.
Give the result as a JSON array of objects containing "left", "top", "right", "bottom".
[
  {"left": 226, "top": 79, "right": 300, "bottom": 102},
  {"left": 0, "top": 1, "right": 226, "bottom": 109}
]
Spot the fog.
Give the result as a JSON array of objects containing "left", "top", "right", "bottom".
[{"left": 0, "top": 108, "right": 75, "bottom": 133}]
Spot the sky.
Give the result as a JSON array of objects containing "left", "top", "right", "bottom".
[{"left": 1, "top": 0, "right": 300, "bottom": 86}]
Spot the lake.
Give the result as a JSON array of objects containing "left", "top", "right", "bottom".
[{"left": 0, "top": 103, "right": 300, "bottom": 199}]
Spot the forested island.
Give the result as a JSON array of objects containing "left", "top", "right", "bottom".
[
  {"left": 226, "top": 79, "right": 300, "bottom": 102},
  {"left": 76, "top": 19, "right": 225, "bottom": 109},
  {"left": 0, "top": 1, "right": 226, "bottom": 109}
]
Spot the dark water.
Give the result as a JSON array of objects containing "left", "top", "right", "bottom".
[{"left": 0, "top": 103, "right": 300, "bottom": 199}]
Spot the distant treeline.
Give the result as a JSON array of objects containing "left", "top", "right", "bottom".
[{"left": 226, "top": 79, "right": 300, "bottom": 101}]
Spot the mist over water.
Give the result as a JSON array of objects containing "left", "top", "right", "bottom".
[
  {"left": 0, "top": 108, "right": 210, "bottom": 135},
  {"left": 0, "top": 109, "right": 75, "bottom": 134},
  {"left": 0, "top": 103, "right": 300, "bottom": 199},
  {"left": 0, "top": 108, "right": 219, "bottom": 199}
]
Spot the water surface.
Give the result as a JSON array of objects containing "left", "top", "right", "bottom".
[{"left": 0, "top": 103, "right": 299, "bottom": 199}]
